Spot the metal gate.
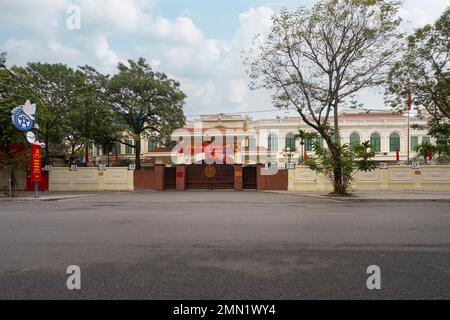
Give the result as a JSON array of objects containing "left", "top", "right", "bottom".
[
  {"left": 164, "top": 167, "right": 176, "bottom": 190},
  {"left": 243, "top": 166, "right": 257, "bottom": 189},
  {"left": 186, "top": 164, "right": 234, "bottom": 189}
]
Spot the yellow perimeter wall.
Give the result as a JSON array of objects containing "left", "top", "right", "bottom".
[
  {"left": 49, "top": 167, "right": 134, "bottom": 192},
  {"left": 289, "top": 166, "right": 450, "bottom": 191}
]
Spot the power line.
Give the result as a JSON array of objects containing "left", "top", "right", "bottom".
[{"left": 185, "top": 107, "right": 392, "bottom": 118}]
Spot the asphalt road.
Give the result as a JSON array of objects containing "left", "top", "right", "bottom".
[{"left": 0, "top": 191, "right": 449, "bottom": 299}]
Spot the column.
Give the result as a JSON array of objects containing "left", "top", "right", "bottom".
[
  {"left": 234, "top": 164, "right": 243, "bottom": 191},
  {"left": 176, "top": 164, "right": 186, "bottom": 191},
  {"left": 154, "top": 164, "right": 165, "bottom": 191}
]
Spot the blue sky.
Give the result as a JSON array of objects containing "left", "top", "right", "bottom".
[
  {"left": 153, "top": 0, "right": 306, "bottom": 38},
  {"left": 0, "top": 0, "right": 447, "bottom": 118}
]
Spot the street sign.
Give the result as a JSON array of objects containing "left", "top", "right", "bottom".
[
  {"left": 30, "top": 144, "right": 42, "bottom": 182},
  {"left": 411, "top": 162, "right": 420, "bottom": 169},
  {"left": 378, "top": 162, "right": 388, "bottom": 169},
  {"left": 26, "top": 131, "right": 36, "bottom": 144},
  {"left": 285, "top": 162, "right": 296, "bottom": 170},
  {"left": 11, "top": 100, "right": 36, "bottom": 132}
]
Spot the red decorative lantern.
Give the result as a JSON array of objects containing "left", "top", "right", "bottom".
[{"left": 396, "top": 147, "right": 399, "bottom": 162}]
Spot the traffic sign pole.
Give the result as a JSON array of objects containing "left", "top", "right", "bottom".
[{"left": 34, "top": 181, "right": 39, "bottom": 198}]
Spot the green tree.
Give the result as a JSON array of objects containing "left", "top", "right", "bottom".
[
  {"left": 245, "top": 0, "right": 402, "bottom": 195},
  {"left": 107, "top": 58, "right": 186, "bottom": 170},
  {"left": 79, "top": 66, "right": 124, "bottom": 166},
  {"left": 386, "top": 8, "right": 449, "bottom": 152},
  {"left": 15, "top": 63, "right": 80, "bottom": 164},
  {"left": 414, "top": 142, "right": 437, "bottom": 163},
  {"left": 0, "top": 52, "right": 29, "bottom": 195},
  {"left": 294, "top": 129, "right": 318, "bottom": 164},
  {"left": 306, "top": 140, "right": 377, "bottom": 195}
]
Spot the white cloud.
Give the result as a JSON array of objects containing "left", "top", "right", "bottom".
[
  {"left": 1, "top": 0, "right": 448, "bottom": 117},
  {"left": 93, "top": 36, "right": 124, "bottom": 72},
  {"left": 78, "top": 0, "right": 141, "bottom": 34},
  {"left": 400, "top": 0, "right": 448, "bottom": 29},
  {"left": 150, "top": 17, "right": 204, "bottom": 45},
  {"left": 3, "top": 38, "right": 85, "bottom": 66}
]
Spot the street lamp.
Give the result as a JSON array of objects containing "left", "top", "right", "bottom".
[{"left": 282, "top": 147, "right": 295, "bottom": 170}]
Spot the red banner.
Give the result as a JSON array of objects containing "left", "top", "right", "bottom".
[{"left": 30, "top": 144, "right": 42, "bottom": 182}]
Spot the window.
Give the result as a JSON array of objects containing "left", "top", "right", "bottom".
[
  {"left": 437, "top": 134, "right": 446, "bottom": 146},
  {"left": 389, "top": 133, "right": 400, "bottom": 152},
  {"left": 148, "top": 139, "right": 158, "bottom": 152},
  {"left": 370, "top": 133, "right": 381, "bottom": 152},
  {"left": 111, "top": 142, "right": 121, "bottom": 155},
  {"left": 411, "top": 136, "right": 419, "bottom": 151},
  {"left": 125, "top": 140, "right": 134, "bottom": 154},
  {"left": 317, "top": 137, "right": 324, "bottom": 149},
  {"left": 304, "top": 138, "right": 312, "bottom": 152},
  {"left": 350, "top": 132, "right": 361, "bottom": 148},
  {"left": 285, "top": 133, "right": 296, "bottom": 151},
  {"left": 248, "top": 137, "right": 257, "bottom": 149},
  {"left": 268, "top": 133, "right": 278, "bottom": 152},
  {"left": 422, "top": 136, "right": 430, "bottom": 144}
]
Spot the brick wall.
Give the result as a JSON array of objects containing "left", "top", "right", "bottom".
[{"left": 133, "top": 169, "right": 155, "bottom": 191}]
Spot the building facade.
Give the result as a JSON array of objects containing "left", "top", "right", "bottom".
[{"left": 93, "top": 109, "right": 431, "bottom": 167}]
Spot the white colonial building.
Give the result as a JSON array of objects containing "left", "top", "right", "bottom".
[{"left": 93, "top": 109, "right": 431, "bottom": 166}]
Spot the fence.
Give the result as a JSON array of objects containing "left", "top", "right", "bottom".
[
  {"left": 49, "top": 167, "right": 133, "bottom": 192},
  {"left": 288, "top": 165, "right": 450, "bottom": 191}
]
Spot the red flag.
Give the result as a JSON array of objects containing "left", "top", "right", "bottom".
[
  {"left": 304, "top": 152, "right": 308, "bottom": 161},
  {"left": 115, "top": 151, "right": 119, "bottom": 161},
  {"left": 428, "top": 150, "right": 433, "bottom": 161},
  {"left": 396, "top": 147, "right": 399, "bottom": 162}
]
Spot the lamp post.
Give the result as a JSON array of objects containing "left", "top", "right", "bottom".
[{"left": 282, "top": 147, "right": 295, "bottom": 170}]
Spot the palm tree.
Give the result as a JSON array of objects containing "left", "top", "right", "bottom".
[
  {"left": 294, "top": 129, "right": 318, "bottom": 164},
  {"left": 415, "top": 142, "right": 437, "bottom": 163}
]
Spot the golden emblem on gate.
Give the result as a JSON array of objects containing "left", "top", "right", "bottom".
[{"left": 204, "top": 165, "right": 216, "bottom": 178}]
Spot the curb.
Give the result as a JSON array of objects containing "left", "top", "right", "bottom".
[
  {"left": 0, "top": 194, "right": 107, "bottom": 202},
  {"left": 262, "top": 191, "right": 450, "bottom": 203}
]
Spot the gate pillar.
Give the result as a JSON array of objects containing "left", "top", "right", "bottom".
[
  {"left": 256, "top": 164, "right": 267, "bottom": 191},
  {"left": 154, "top": 164, "right": 165, "bottom": 191},
  {"left": 234, "top": 164, "right": 243, "bottom": 191},
  {"left": 176, "top": 164, "right": 186, "bottom": 191}
]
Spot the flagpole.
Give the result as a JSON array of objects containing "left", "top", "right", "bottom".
[
  {"left": 407, "top": 87, "right": 412, "bottom": 163},
  {"left": 407, "top": 107, "right": 410, "bottom": 163}
]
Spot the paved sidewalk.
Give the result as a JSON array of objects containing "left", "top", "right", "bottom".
[
  {"left": 2, "top": 189, "right": 450, "bottom": 202},
  {"left": 0, "top": 191, "right": 113, "bottom": 202},
  {"left": 268, "top": 190, "right": 450, "bottom": 202}
]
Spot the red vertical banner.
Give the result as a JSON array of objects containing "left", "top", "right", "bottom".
[{"left": 30, "top": 144, "right": 42, "bottom": 182}]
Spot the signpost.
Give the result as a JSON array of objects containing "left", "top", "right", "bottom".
[
  {"left": 30, "top": 144, "right": 42, "bottom": 198},
  {"left": 10, "top": 100, "right": 41, "bottom": 198}
]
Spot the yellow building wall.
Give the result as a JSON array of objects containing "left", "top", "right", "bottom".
[
  {"left": 49, "top": 167, "right": 134, "bottom": 192},
  {"left": 289, "top": 166, "right": 450, "bottom": 191}
]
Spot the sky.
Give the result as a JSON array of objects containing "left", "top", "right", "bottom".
[{"left": 0, "top": 0, "right": 448, "bottom": 119}]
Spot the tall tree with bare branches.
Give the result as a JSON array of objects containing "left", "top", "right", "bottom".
[{"left": 245, "top": 0, "right": 403, "bottom": 194}]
